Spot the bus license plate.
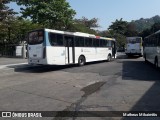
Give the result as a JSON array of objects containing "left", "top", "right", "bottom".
[{"left": 32, "top": 60, "right": 38, "bottom": 63}]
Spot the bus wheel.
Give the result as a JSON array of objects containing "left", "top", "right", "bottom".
[
  {"left": 78, "top": 56, "right": 85, "bottom": 66},
  {"left": 154, "top": 57, "right": 158, "bottom": 69},
  {"left": 107, "top": 54, "right": 111, "bottom": 62}
]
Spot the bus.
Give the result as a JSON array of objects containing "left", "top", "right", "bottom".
[
  {"left": 125, "top": 37, "right": 143, "bottom": 56},
  {"left": 143, "top": 30, "right": 160, "bottom": 68},
  {"left": 27, "top": 28, "right": 116, "bottom": 66}
]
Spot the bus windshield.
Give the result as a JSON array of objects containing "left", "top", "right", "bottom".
[
  {"left": 28, "top": 30, "right": 44, "bottom": 45},
  {"left": 127, "top": 38, "right": 141, "bottom": 44}
]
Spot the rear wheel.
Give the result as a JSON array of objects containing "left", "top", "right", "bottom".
[{"left": 78, "top": 56, "right": 85, "bottom": 66}]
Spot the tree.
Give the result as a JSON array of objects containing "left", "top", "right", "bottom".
[
  {"left": 125, "top": 22, "right": 138, "bottom": 37},
  {"left": 139, "top": 22, "right": 160, "bottom": 39},
  {"left": 108, "top": 19, "right": 128, "bottom": 49},
  {"left": 68, "top": 22, "right": 97, "bottom": 34},
  {"left": 9, "top": 17, "right": 43, "bottom": 44},
  {"left": 115, "top": 34, "right": 126, "bottom": 49},
  {"left": 150, "top": 22, "right": 160, "bottom": 33},
  {"left": 0, "top": 0, "right": 17, "bottom": 43},
  {"left": 108, "top": 18, "right": 128, "bottom": 35},
  {"left": 14, "top": 0, "right": 76, "bottom": 30},
  {"left": 75, "top": 17, "right": 99, "bottom": 29},
  {"left": 0, "top": 0, "right": 16, "bottom": 21}
]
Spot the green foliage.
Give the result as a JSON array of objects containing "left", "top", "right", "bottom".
[
  {"left": 131, "top": 15, "right": 160, "bottom": 32},
  {"left": 67, "top": 17, "right": 99, "bottom": 34},
  {"left": 75, "top": 17, "right": 99, "bottom": 29},
  {"left": 9, "top": 17, "right": 43, "bottom": 43},
  {"left": 98, "top": 30, "right": 110, "bottom": 37},
  {"left": 0, "top": 16, "right": 43, "bottom": 44},
  {"left": 139, "top": 22, "right": 160, "bottom": 39},
  {"left": 0, "top": 0, "right": 17, "bottom": 44},
  {"left": 125, "top": 23, "right": 138, "bottom": 37},
  {"left": 68, "top": 22, "right": 97, "bottom": 35},
  {"left": 14, "top": 0, "right": 76, "bottom": 30},
  {"left": 114, "top": 34, "right": 126, "bottom": 49},
  {"left": 0, "top": 0, "right": 17, "bottom": 21},
  {"left": 109, "top": 18, "right": 128, "bottom": 35},
  {"left": 108, "top": 19, "right": 132, "bottom": 48}
]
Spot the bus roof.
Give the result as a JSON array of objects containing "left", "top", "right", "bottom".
[
  {"left": 155, "top": 30, "right": 160, "bottom": 34},
  {"left": 145, "top": 30, "right": 160, "bottom": 39},
  {"left": 43, "top": 28, "right": 115, "bottom": 41},
  {"left": 100, "top": 37, "right": 115, "bottom": 41}
]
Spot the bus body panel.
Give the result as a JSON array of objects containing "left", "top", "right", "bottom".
[
  {"left": 144, "top": 47, "right": 160, "bottom": 65},
  {"left": 144, "top": 30, "right": 160, "bottom": 68},
  {"left": 28, "top": 44, "right": 43, "bottom": 59},
  {"left": 46, "top": 46, "right": 66, "bottom": 65},
  {"left": 126, "top": 43, "right": 142, "bottom": 54},
  {"left": 74, "top": 47, "right": 112, "bottom": 63}
]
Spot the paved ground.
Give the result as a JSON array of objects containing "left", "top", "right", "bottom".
[
  {"left": 0, "top": 54, "right": 160, "bottom": 120},
  {"left": 0, "top": 57, "right": 27, "bottom": 65}
]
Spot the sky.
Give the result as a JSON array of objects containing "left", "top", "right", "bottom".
[{"left": 8, "top": 0, "right": 160, "bottom": 30}]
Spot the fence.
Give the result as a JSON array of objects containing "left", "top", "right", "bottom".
[{"left": 0, "top": 43, "right": 27, "bottom": 58}]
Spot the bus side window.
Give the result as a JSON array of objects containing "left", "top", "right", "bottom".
[
  {"left": 93, "top": 38, "right": 100, "bottom": 47},
  {"left": 85, "top": 37, "right": 89, "bottom": 47},
  {"left": 57, "top": 34, "right": 63, "bottom": 46},
  {"left": 107, "top": 41, "right": 111, "bottom": 47},
  {"left": 93, "top": 39, "right": 96, "bottom": 47},
  {"left": 85, "top": 38, "right": 92, "bottom": 47},
  {"left": 99, "top": 39, "right": 103, "bottom": 47},
  {"left": 96, "top": 39, "right": 100, "bottom": 47},
  {"left": 49, "top": 33, "right": 57, "bottom": 46},
  {"left": 75, "top": 37, "right": 84, "bottom": 47},
  {"left": 102, "top": 40, "right": 106, "bottom": 47},
  {"left": 75, "top": 37, "right": 79, "bottom": 47}
]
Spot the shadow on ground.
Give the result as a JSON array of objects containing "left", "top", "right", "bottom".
[
  {"left": 122, "top": 60, "right": 160, "bottom": 120},
  {"left": 8, "top": 60, "right": 114, "bottom": 73}
]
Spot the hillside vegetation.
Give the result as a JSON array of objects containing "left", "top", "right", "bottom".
[{"left": 131, "top": 15, "right": 160, "bottom": 32}]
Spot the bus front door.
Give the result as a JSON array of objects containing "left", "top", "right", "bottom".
[{"left": 64, "top": 36, "right": 75, "bottom": 64}]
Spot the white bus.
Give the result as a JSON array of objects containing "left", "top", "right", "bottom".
[
  {"left": 144, "top": 30, "right": 160, "bottom": 68},
  {"left": 125, "top": 37, "right": 143, "bottom": 56},
  {"left": 27, "top": 28, "right": 116, "bottom": 66}
]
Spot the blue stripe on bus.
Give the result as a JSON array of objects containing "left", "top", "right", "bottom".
[{"left": 44, "top": 31, "right": 51, "bottom": 46}]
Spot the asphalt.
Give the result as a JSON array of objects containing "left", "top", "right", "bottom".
[{"left": 0, "top": 57, "right": 27, "bottom": 69}]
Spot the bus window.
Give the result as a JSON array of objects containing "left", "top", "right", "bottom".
[
  {"left": 136, "top": 38, "right": 141, "bottom": 43},
  {"left": 49, "top": 33, "right": 63, "bottom": 46},
  {"left": 100, "top": 39, "right": 106, "bottom": 47},
  {"left": 49, "top": 33, "right": 57, "bottom": 46},
  {"left": 28, "top": 30, "right": 44, "bottom": 45},
  {"left": 107, "top": 41, "right": 112, "bottom": 47},
  {"left": 57, "top": 34, "right": 63, "bottom": 46},
  {"left": 93, "top": 38, "right": 99, "bottom": 47},
  {"left": 75, "top": 36, "right": 85, "bottom": 47},
  {"left": 99, "top": 39, "right": 103, "bottom": 47},
  {"left": 85, "top": 38, "right": 92, "bottom": 47}
]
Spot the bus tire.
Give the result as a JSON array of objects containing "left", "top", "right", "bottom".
[
  {"left": 78, "top": 56, "right": 85, "bottom": 66},
  {"left": 107, "top": 54, "right": 111, "bottom": 62},
  {"left": 154, "top": 57, "right": 158, "bottom": 69}
]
